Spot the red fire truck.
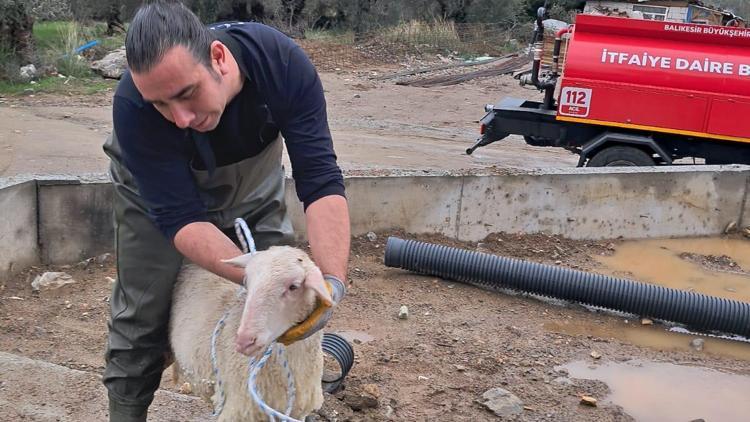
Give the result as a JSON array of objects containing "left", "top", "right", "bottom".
[{"left": 468, "top": 11, "right": 750, "bottom": 166}]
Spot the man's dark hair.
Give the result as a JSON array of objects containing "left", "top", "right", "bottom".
[{"left": 126, "top": 0, "right": 214, "bottom": 73}]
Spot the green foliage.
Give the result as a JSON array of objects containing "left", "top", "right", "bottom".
[
  {"left": 26, "top": 0, "right": 73, "bottom": 21},
  {"left": 521, "top": 0, "right": 584, "bottom": 19},
  {"left": 0, "top": 74, "right": 115, "bottom": 95}
]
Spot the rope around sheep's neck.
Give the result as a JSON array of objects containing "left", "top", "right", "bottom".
[{"left": 208, "top": 218, "right": 300, "bottom": 421}]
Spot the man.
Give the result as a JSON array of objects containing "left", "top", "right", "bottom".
[{"left": 101, "top": 1, "right": 350, "bottom": 421}]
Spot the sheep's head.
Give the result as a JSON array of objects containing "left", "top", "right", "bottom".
[{"left": 223, "top": 246, "right": 333, "bottom": 356}]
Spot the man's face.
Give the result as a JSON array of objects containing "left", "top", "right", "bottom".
[{"left": 131, "top": 44, "right": 228, "bottom": 132}]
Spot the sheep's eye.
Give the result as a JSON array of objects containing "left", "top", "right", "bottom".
[{"left": 288, "top": 284, "right": 300, "bottom": 291}]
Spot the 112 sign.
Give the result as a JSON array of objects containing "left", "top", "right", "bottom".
[{"left": 559, "top": 87, "right": 592, "bottom": 117}]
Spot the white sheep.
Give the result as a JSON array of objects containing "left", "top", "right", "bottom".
[{"left": 169, "top": 245, "right": 334, "bottom": 421}]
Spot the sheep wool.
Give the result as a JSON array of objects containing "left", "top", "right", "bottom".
[{"left": 169, "top": 262, "right": 325, "bottom": 421}]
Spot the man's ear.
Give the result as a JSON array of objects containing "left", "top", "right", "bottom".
[
  {"left": 304, "top": 266, "right": 334, "bottom": 307},
  {"left": 222, "top": 253, "right": 253, "bottom": 268},
  {"left": 210, "top": 40, "right": 229, "bottom": 75}
]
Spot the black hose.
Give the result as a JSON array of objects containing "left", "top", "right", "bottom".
[
  {"left": 384, "top": 237, "right": 750, "bottom": 338},
  {"left": 321, "top": 333, "right": 354, "bottom": 393}
]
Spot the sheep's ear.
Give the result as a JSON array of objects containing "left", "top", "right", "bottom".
[
  {"left": 304, "top": 267, "right": 334, "bottom": 307},
  {"left": 221, "top": 253, "right": 254, "bottom": 268}
]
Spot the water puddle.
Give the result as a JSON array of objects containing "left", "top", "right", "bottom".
[
  {"left": 595, "top": 237, "right": 750, "bottom": 302},
  {"left": 561, "top": 359, "right": 750, "bottom": 422},
  {"left": 544, "top": 320, "right": 750, "bottom": 361},
  {"left": 544, "top": 237, "right": 750, "bottom": 358}
]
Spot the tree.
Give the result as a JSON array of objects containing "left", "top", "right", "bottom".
[
  {"left": 27, "top": 0, "right": 73, "bottom": 21},
  {"left": 0, "top": 0, "right": 35, "bottom": 64},
  {"left": 522, "top": 0, "right": 585, "bottom": 19}
]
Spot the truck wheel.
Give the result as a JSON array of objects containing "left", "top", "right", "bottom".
[{"left": 586, "top": 146, "right": 655, "bottom": 167}]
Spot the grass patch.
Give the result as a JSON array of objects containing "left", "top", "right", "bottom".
[
  {"left": 304, "top": 28, "right": 356, "bottom": 45},
  {"left": 33, "top": 21, "right": 77, "bottom": 50},
  {"left": 380, "top": 20, "right": 461, "bottom": 49},
  {"left": 0, "top": 76, "right": 116, "bottom": 96},
  {"left": 25, "top": 21, "right": 127, "bottom": 80},
  {"left": 34, "top": 21, "right": 125, "bottom": 51}
]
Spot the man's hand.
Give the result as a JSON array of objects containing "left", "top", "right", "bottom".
[{"left": 173, "top": 222, "right": 246, "bottom": 284}]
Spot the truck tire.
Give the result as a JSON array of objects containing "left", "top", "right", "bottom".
[{"left": 586, "top": 146, "right": 655, "bottom": 167}]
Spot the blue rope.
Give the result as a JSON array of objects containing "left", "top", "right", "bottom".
[
  {"left": 209, "top": 309, "right": 232, "bottom": 416},
  {"left": 247, "top": 344, "right": 301, "bottom": 422},
  {"left": 234, "top": 218, "right": 257, "bottom": 255}
]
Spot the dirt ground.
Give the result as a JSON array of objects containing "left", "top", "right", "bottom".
[
  {"left": 0, "top": 63, "right": 578, "bottom": 178},
  {"left": 2, "top": 231, "right": 749, "bottom": 421}
]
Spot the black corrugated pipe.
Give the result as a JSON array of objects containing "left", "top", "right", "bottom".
[{"left": 384, "top": 237, "right": 750, "bottom": 338}]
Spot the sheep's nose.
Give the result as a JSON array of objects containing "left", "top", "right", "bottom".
[{"left": 235, "top": 335, "right": 256, "bottom": 355}]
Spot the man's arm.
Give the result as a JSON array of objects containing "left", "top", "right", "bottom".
[
  {"left": 305, "top": 195, "right": 350, "bottom": 284},
  {"left": 174, "top": 222, "right": 246, "bottom": 284}
]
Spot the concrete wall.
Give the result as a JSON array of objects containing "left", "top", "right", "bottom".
[
  {"left": 741, "top": 176, "right": 750, "bottom": 230},
  {"left": 1, "top": 166, "right": 749, "bottom": 282},
  {"left": 457, "top": 167, "right": 747, "bottom": 240},
  {"left": 285, "top": 176, "right": 464, "bottom": 241},
  {"left": 38, "top": 180, "right": 114, "bottom": 265},
  {"left": 0, "top": 179, "right": 38, "bottom": 279}
]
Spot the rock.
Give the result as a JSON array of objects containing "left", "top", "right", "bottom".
[
  {"left": 590, "top": 351, "right": 602, "bottom": 360},
  {"left": 353, "top": 94, "right": 361, "bottom": 99},
  {"left": 398, "top": 305, "right": 409, "bottom": 319},
  {"left": 19, "top": 64, "right": 37, "bottom": 81},
  {"left": 478, "top": 388, "right": 523, "bottom": 417},
  {"left": 455, "top": 364, "right": 467, "bottom": 372},
  {"left": 178, "top": 382, "right": 192, "bottom": 394},
  {"left": 342, "top": 390, "right": 378, "bottom": 410},
  {"left": 95, "top": 253, "right": 113, "bottom": 265},
  {"left": 90, "top": 47, "right": 127, "bottom": 79},
  {"left": 366, "top": 231, "right": 377, "bottom": 242},
  {"left": 362, "top": 383, "right": 380, "bottom": 398},
  {"left": 690, "top": 338, "right": 704, "bottom": 352},
  {"left": 31, "top": 272, "right": 75, "bottom": 292},
  {"left": 552, "top": 377, "right": 574, "bottom": 386},
  {"left": 580, "top": 395, "right": 597, "bottom": 407},
  {"left": 725, "top": 221, "right": 737, "bottom": 234},
  {"left": 641, "top": 318, "right": 653, "bottom": 325},
  {"left": 743, "top": 226, "right": 750, "bottom": 238},
  {"left": 105, "top": 277, "right": 116, "bottom": 284},
  {"left": 315, "top": 392, "right": 356, "bottom": 420}
]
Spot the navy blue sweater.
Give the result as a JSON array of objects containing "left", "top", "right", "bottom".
[{"left": 113, "top": 23, "right": 344, "bottom": 240}]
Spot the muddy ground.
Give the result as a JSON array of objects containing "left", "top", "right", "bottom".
[{"left": 2, "top": 231, "right": 749, "bottom": 421}]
